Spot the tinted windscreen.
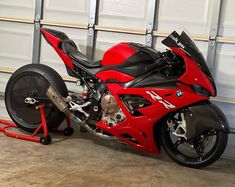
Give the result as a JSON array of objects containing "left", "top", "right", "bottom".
[{"left": 162, "top": 31, "right": 211, "bottom": 77}]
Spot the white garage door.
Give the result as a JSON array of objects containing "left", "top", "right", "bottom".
[{"left": 0, "top": 0, "right": 234, "bottom": 156}]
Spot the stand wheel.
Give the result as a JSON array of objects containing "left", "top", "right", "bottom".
[
  {"left": 63, "top": 127, "right": 74, "bottom": 136},
  {"left": 40, "top": 135, "right": 52, "bottom": 145}
]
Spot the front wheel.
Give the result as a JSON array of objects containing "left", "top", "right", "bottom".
[{"left": 160, "top": 112, "right": 228, "bottom": 168}]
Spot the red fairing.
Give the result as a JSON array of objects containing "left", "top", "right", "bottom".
[
  {"left": 101, "top": 43, "right": 137, "bottom": 66},
  {"left": 96, "top": 84, "right": 207, "bottom": 154},
  {"left": 171, "top": 47, "right": 215, "bottom": 96},
  {"left": 96, "top": 70, "right": 134, "bottom": 83},
  {"left": 94, "top": 46, "right": 215, "bottom": 154},
  {"left": 40, "top": 28, "right": 74, "bottom": 70}
]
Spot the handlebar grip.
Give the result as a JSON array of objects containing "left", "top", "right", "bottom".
[{"left": 144, "top": 58, "right": 165, "bottom": 71}]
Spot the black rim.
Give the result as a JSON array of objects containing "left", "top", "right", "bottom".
[
  {"left": 163, "top": 113, "right": 219, "bottom": 165},
  {"left": 9, "top": 73, "right": 53, "bottom": 127}
]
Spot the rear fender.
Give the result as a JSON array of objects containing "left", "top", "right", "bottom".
[{"left": 185, "top": 102, "right": 230, "bottom": 140}]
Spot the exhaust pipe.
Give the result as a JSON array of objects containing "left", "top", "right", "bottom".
[
  {"left": 46, "top": 85, "right": 82, "bottom": 123},
  {"left": 46, "top": 85, "right": 68, "bottom": 113},
  {"left": 46, "top": 85, "right": 117, "bottom": 140},
  {"left": 78, "top": 122, "right": 117, "bottom": 140}
]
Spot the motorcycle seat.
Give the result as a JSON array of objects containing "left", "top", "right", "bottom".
[{"left": 61, "top": 39, "right": 101, "bottom": 68}]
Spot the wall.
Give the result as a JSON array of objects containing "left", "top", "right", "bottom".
[{"left": 0, "top": 0, "right": 234, "bottom": 157}]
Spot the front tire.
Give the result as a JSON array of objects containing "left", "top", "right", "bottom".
[
  {"left": 160, "top": 113, "right": 228, "bottom": 168},
  {"left": 5, "top": 64, "right": 68, "bottom": 133}
]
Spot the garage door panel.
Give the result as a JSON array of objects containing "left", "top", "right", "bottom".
[
  {"left": 95, "top": 31, "right": 145, "bottom": 60},
  {"left": 0, "top": 0, "right": 35, "bottom": 19},
  {"left": 215, "top": 43, "right": 235, "bottom": 98},
  {"left": 43, "top": 0, "right": 89, "bottom": 24},
  {"left": 213, "top": 101, "right": 235, "bottom": 129},
  {"left": 218, "top": 0, "right": 235, "bottom": 37},
  {"left": 0, "top": 73, "right": 11, "bottom": 118},
  {"left": 0, "top": 73, "right": 11, "bottom": 93},
  {"left": 40, "top": 26, "right": 87, "bottom": 76},
  {"left": 0, "top": 22, "right": 34, "bottom": 69},
  {"left": 153, "top": 37, "right": 167, "bottom": 52},
  {"left": 156, "top": 0, "right": 213, "bottom": 35},
  {"left": 224, "top": 135, "right": 235, "bottom": 157},
  {"left": 98, "top": 0, "right": 149, "bottom": 29},
  {"left": 0, "top": 100, "right": 9, "bottom": 119}
]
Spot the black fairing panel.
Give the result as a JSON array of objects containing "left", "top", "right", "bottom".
[
  {"left": 184, "top": 103, "right": 230, "bottom": 140},
  {"left": 126, "top": 72, "right": 177, "bottom": 88},
  {"left": 101, "top": 48, "right": 161, "bottom": 77}
]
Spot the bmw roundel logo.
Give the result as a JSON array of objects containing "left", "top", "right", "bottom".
[{"left": 176, "top": 90, "right": 183, "bottom": 97}]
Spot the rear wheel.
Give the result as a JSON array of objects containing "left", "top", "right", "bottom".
[
  {"left": 5, "top": 64, "right": 68, "bottom": 133},
  {"left": 160, "top": 112, "right": 228, "bottom": 168}
]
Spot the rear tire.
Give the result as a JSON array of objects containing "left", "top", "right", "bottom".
[{"left": 5, "top": 64, "right": 68, "bottom": 133}]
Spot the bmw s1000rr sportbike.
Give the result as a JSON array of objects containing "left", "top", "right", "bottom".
[{"left": 5, "top": 29, "right": 230, "bottom": 168}]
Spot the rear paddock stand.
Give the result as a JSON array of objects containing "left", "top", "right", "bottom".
[{"left": 0, "top": 104, "right": 73, "bottom": 145}]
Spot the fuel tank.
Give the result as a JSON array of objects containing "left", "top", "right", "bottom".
[
  {"left": 96, "top": 43, "right": 162, "bottom": 83},
  {"left": 101, "top": 43, "right": 137, "bottom": 66}
]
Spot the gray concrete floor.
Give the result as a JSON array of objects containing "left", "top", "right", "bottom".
[{"left": 0, "top": 126, "right": 235, "bottom": 187}]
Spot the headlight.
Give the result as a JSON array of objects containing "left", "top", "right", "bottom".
[{"left": 191, "top": 84, "right": 210, "bottom": 97}]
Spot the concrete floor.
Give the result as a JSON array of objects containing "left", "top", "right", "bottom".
[{"left": 0, "top": 126, "right": 235, "bottom": 187}]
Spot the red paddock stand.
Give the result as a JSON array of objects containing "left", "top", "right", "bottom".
[{"left": 0, "top": 104, "right": 73, "bottom": 145}]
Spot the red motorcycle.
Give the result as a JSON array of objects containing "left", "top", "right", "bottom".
[{"left": 5, "top": 29, "right": 230, "bottom": 168}]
